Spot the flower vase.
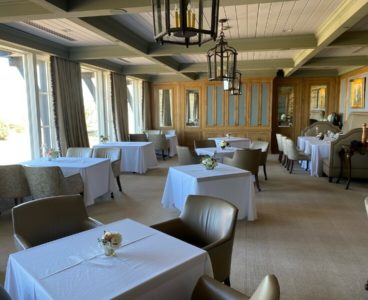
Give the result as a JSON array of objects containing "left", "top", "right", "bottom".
[
  {"left": 103, "top": 245, "right": 116, "bottom": 256},
  {"left": 221, "top": 146, "right": 225, "bottom": 150},
  {"left": 205, "top": 165, "right": 215, "bottom": 170}
]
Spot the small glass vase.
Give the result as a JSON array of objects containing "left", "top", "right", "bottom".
[
  {"left": 205, "top": 165, "right": 215, "bottom": 170},
  {"left": 103, "top": 245, "right": 116, "bottom": 256}
]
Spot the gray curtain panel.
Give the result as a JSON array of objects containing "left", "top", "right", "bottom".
[
  {"left": 142, "top": 81, "right": 152, "bottom": 130},
  {"left": 111, "top": 72, "right": 129, "bottom": 141},
  {"left": 50, "top": 56, "right": 89, "bottom": 155}
]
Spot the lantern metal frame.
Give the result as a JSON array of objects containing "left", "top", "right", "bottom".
[
  {"left": 152, "top": 0, "right": 220, "bottom": 47},
  {"left": 207, "top": 19, "right": 237, "bottom": 81},
  {"left": 223, "top": 71, "right": 242, "bottom": 95}
]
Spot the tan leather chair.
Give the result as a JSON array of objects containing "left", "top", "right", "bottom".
[
  {"left": 302, "top": 121, "right": 340, "bottom": 136},
  {"left": 177, "top": 145, "right": 201, "bottom": 165},
  {"left": 285, "top": 139, "right": 310, "bottom": 174},
  {"left": 12, "top": 194, "right": 102, "bottom": 250},
  {"left": 0, "top": 164, "right": 30, "bottom": 211},
  {"left": 129, "top": 133, "right": 148, "bottom": 142},
  {"left": 23, "top": 166, "right": 83, "bottom": 199},
  {"left": 194, "top": 139, "right": 216, "bottom": 149},
  {"left": 250, "top": 141, "right": 269, "bottom": 180},
  {"left": 223, "top": 149, "right": 262, "bottom": 192},
  {"left": 191, "top": 274, "right": 280, "bottom": 300},
  {"left": 66, "top": 147, "right": 92, "bottom": 158},
  {"left": 151, "top": 195, "right": 238, "bottom": 286},
  {"left": 147, "top": 133, "right": 170, "bottom": 160},
  {"left": 92, "top": 147, "right": 122, "bottom": 196}
]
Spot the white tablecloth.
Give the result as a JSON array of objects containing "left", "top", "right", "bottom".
[
  {"left": 166, "top": 134, "right": 178, "bottom": 157},
  {"left": 195, "top": 147, "right": 240, "bottom": 163},
  {"left": 297, "top": 136, "right": 332, "bottom": 177},
  {"left": 162, "top": 163, "right": 256, "bottom": 221},
  {"left": 5, "top": 219, "right": 212, "bottom": 300},
  {"left": 209, "top": 137, "right": 250, "bottom": 149},
  {"left": 21, "top": 157, "right": 114, "bottom": 206},
  {"left": 95, "top": 142, "right": 157, "bottom": 174}
]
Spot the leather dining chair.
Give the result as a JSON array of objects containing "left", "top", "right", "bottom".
[
  {"left": 151, "top": 195, "right": 238, "bottom": 286},
  {"left": 12, "top": 194, "right": 102, "bottom": 250},
  {"left": 66, "top": 147, "right": 93, "bottom": 158},
  {"left": 275, "top": 134, "right": 284, "bottom": 163},
  {"left": 23, "top": 165, "right": 83, "bottom": 199},
  {"left": 250, "top": 141, "right": 269, "bottom": 180},
  {"left": 176, "top": 145, "right": 201, "bottom": 165},
  {"left": 92, "top": 147, "right": 122, "bottom": 197},
  {"left": 147, "top": 133, "right": 170, "bottom": 160},
  {"left": 0, "top": 164, "right": 30, "bottom": 213},
  {"left": 191, "top": 274, "right": 280, "bottom": 300},
  {"left": 285, "top": 139, "right": 310, "bottom": 174},
  {"left": 0, "top": 285, "right": 11, "bottom": 300},
  {"left": 129, "top": 133, "right": 148, "bottom": 142},
  {"left": 223, "top": 149, "right": 262, "bottom": 192}
]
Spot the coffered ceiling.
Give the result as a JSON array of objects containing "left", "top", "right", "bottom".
[{"left": 0, "top": 0, "right": 368, "bottom": 82}]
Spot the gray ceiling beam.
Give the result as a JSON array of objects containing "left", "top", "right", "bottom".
[
  {"left": 120, "top": 64, "right": 171, "bottom": 75},
  {"left": 149, "top": 34, "right": 317, "bottom": 56},
  {"left": 69, "top": 45, "right": 138, "bottom": 60},
  {"left": 180, "top": 59, "right": 295, "bottom": 72},
  {"left": 81, "top": 59, "right": 123, "bottom": 73},
  {"left": 304, "top": 56, "right": 368, "bottom": 67},
  {"left": 329, "top": 31, "right": 368, "bottom": 47},
  {"left": 0, "top": 24, "right": 68, "bottom": 58},
  {"left": 290, "top": 69, "right": 339, "bottom": 77}
]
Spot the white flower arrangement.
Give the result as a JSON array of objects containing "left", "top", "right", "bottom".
[
  {"left": 98, "top": 230, "right": 122, "bottom": 256},
  {"left": 201, "top": 156, "right": 217, "bottom": 170},
  {"left": 225, "top": 133, "right": 231, "bottom": 138},
  {"left": 219, "top": 140, "right": 230, "bottom": 149}
]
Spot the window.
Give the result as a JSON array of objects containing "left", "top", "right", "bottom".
[
  {"left": 127, "top": 77, "right": 142, "bottom": 133},
  {"left": 0, "top": 49, "right": 32, "bottom": 164}
]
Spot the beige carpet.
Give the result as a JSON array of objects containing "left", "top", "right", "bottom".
[{"left": 0, "top": 155, "right": 367, "bottom": 299}]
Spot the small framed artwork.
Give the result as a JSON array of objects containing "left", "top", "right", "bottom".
[{"left": 350, "top": 78, "right": 365, "bottom": 108}]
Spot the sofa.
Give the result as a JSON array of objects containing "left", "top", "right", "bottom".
[
  {"left": 302, "top": 121, "right": 340, "bottom": 136},
  {"left": 341, "top": 112, "right": 368, "bottom": 133},
  {"left": 322, "top": 127, "right": 368, "bottom": 181}
]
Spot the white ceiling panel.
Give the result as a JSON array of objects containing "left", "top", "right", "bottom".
[
  {"left": 8, "top": 19, "right": 113, "bottom": 46},
  {"left": 317, "top": 47, "right": 368, "bottom": 57}
]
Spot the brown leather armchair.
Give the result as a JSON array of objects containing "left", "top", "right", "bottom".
[
  {"left": 191, "top": 274, "right": 280, "bottom": 300},
  {"left": 151, "top": 195, "right": 238, "bottom": 286},
  {"left": 12, "top": 194, "right": 102, "bottom": 250},
  {"left": 223, "top": 149, "right": 262, "bottom": 191},
  {"left": 194, "top": 139, "right": 216, "bottom": 149},
  {"left": 249, "top": 141, "right": 269, "bottom": 180},
  {"left": 129, "top": 133, "right": 148, "bottom": 142}
]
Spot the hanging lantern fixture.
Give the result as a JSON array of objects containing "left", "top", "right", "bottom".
[
  {"left": 207, "top": 19, "right": 237, "bottom": 81},
  {"left": 152, "top": 0, "right": 220, "bottom": 47}
]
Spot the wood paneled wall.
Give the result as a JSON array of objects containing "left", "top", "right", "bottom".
[{"left": 152, "top": 78, "right": 273, "bottom": 147}]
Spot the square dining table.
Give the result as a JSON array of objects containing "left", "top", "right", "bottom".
[
  {"left": 21, "top": 157, "right": 114, "bottom": 206},
  {"left": 161, "top": 163, "right": 257, "bottom": 221},
  {"left": 94, "top": 142, "right": 158, "bottom": 174},
  {"left": 5, "top": 219, "right": 212, "bottom": 300},
  {"left": 208, "top": 137, "right": 251, "bottom": 149},
  {"left": 195, "top": 146, "right": 241, "bottom": 163}
]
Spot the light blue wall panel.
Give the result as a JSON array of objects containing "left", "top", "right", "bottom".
[
  {"left": 228, "top": 94, "right": 235, "bottom": 126},
  {"left": 250, "top": 84, "right": 258, "bottom": 126},
  {"left": 261, "top": 83, "right": 269, "bottom": 126},
  {"left": 216, "top": 86, "right": 223, "bottom": 126},
  {"left": 207, "top": 86, "right": 214, "bottom": 126},
  {"left": 238, "top": 87, "right": 245, "bottom": 125}
]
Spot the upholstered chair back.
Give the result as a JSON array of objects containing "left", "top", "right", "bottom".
[
  {"left": 0, "top": 164, "right": 30, "bottom": 199},
  {"left": 192, "top": 274, "right": 280, "bottom": 300},
  {"left": 66, "top": 147, "right": 92, "bottom": 158},
  {"left": 250, "top": 141, "right": 269, "bottom": 165},
  {"left": 285, "top": 139, "right": 300, "bottom": 160},
  {"left": 12, "top": 194, "right": 102, "bottom": 250},
  {"left": 176, "top": 145, "right": 200, "bottom": 165},
  {"left": 92, "top": 147, "right": 121, "bottom": 177},
  {"left": 276, "top": 134, "right": 283, "bottom": 152},
  {"left": 281, "top": 136, "right": 289, "bottom": 158},
  {"left": 151, "top": 195, "right": 238, "bottom": 285},
  {"left": 302, "top": 121, "right": 340, "bottom": 136},
  {"left": 143, "top": 129, "right": 161, "bottom": 135},
  {"left": 23, "top": 166, "right": 83, "bottom": 199},
  {"left": 129, "top": 133, "right": 148, "bottom": 142},
  {"left": 224, "top": 149, "right": 261, "bottom": 176},
  {"left": 194, "top": 139, "right": 216, "bottom": 149},
  {"left": 147, "top": 134, "right": 170, "bottom": 158}
]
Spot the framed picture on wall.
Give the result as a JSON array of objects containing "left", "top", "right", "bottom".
[{"left": 350, "top": 78, "right": 365, "bottom": 108}]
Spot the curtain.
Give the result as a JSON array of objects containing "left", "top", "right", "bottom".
[
  {"left": 50, "top": 56, "right": 89, "bottom": 155},
  {"left": 162, "top": 90, "right": 172, "bottom": 126},
  {"left": 111, "top": 72, "right": 129, "bottom": 141},
  {"left": 142, "top": 81, "right": 152, "bottom": 130}
]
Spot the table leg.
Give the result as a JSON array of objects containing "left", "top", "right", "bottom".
[{"left": 345, "top": 152, "right": 352, "bottom": 190}]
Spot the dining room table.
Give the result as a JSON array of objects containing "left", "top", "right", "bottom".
[
  {"left": 5, "top": 218, "right": 212, "bottom": 300},
  {"left": 194, "top": 146, "right": 241, "bottom": 163},
  {"left": 208, "top": 136, "right": 251, "bottom": 149},
  {"left": 21, "top": 157, "right": 115, "bottom": 206},
  {"left": 94, "top": 142, "right": 158, "bottom": 174},
  {"left": 297, "top": 136, "right": 333, "bottom": 177},
  {"left": 161, "top": 163, "right": 256, "bottom": 221}
]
